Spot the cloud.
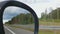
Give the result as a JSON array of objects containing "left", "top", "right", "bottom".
[
  {"left": 3, "top": 19, "right": 10, "bottom": 24},
  {"left": 16, "top": 0, "right": 60, "bottom": 18},
  {"left": 3, "top": 6, "right": 30, "bottom": 23},
  {"left": 2, "top": 0, "right": 60, "bottom": 23}
]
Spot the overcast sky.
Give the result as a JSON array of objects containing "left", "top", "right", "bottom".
[
  {"left": 16, "top": 0, "right": 60, "bottom": 18},
  {"left": 1, "top": 0, "right": 60, "bottom": 23},
  {"left": 3, "top": 6, "right": 29, "bottom": 24}
]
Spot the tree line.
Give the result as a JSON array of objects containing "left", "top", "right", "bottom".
[
  {"left": 40, "top": 8, "right": 60, "bottom": 20},
  {"left": 5, "top": 13, "right": 34, "bottom": 24}
]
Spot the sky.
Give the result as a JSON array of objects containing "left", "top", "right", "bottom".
[
  {"left": 17, "top": 0, "right": 60, "bottom": 17},
  {"left": 0, "top": 0, "right": 60, "bottom": 24},
  {"left": 3, "top": 6, "right": 30, "bottom": 24}
]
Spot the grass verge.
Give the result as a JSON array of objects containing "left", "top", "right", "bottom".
[
  {"left": 39, "top": 29, "right": 60, "bottom": 34},
  {"left": 8, "top": 25, "right": 34, "bottom": 32}
]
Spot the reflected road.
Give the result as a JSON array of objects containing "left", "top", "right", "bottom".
[{"left": 4, "top": 25, "right": 34, "bottom": 34}]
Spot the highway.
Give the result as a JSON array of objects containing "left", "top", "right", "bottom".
[
  {"left": 4, "top": 25, "right": 34, "bottom": 34},
  {"left": 4, "top": 25, "right": 60, "bottom": 34},
  {"left": 39, "top": 25, "right": 60, "bottom": 30},
  {"left": 4, "top": 27, "right": 12, "bottom": 34},
  {"left": 10, "top": 24, "right": 60, "bottom": 30}
]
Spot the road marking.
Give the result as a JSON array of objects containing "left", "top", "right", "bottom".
[{"left": 4, "top": 26, "right": 16, "bottom": 34}]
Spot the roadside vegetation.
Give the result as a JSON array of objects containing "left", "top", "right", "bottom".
[
  {"left": 39, "top": 29, "right": 60, "bottom": 34},
  {"left": 39, "top": 8, "right": 60, "bottom": 26},
  {"left": 9, "top": 25, "right": 34, "bottom": 32},
  {"left": 5, "top": 13, "right": 34, "bottom": 24},
  {"left": 38, "top": 8, "right": 60, "bottom": 34},
  {"left": 39, "top": 19, "right": 60, "bottom": 26}
]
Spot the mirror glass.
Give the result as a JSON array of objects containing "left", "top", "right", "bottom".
[
  {"left": 39, "top": 8, "right": 60, "bottom": 34},
  {"left": 3, "top": 6, "right": 34, "bottom": 34}
]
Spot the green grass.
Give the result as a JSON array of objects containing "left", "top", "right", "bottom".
[
  {"left": 9, "top": 25, "right": 34, "bottom": 32},
  {"left": 38, "top": 29, "right": 60, "bottom": 34},
  {"left": 39, "top": 19, "right": 60, "bottom": 26}
]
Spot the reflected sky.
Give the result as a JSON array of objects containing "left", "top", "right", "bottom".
[{"left": 3, "top": 6, "right": 30, "bottom": 23}]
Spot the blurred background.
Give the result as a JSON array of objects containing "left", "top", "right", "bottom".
[{"left": 1, "top": 0, "right": 60, "bottom": 34}]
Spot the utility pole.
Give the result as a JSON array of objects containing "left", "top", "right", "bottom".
[{"left": 45, "top": 8, "right": 47, "bottom": 20}]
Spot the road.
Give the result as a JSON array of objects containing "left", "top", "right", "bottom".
[
  {"left": 39, "top": 25, "right": 60, "bottom": 30},
  {"left": 4, "top": 25, "right": 34, "bottom": 34},
  {"left": 11, "top": 24, "right": 60, "bottom": 30},
  {"left": 4, "top": 25, "right": 60, "bottom": 34},
  {"left": 4, "top": 27, "right": 12, "bottom": 34}
]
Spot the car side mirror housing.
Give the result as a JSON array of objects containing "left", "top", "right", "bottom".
[{"left": 0, "top": 0, "right": 39, "bottom": 34}]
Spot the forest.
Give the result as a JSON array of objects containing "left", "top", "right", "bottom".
[
  {"left": 5, "top": 13, "right": 34, "bottom": 24},
  {"left": 40, "top": 8, "right": 60, "bottom": 22}
]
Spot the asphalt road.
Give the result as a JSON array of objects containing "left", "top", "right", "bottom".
[
  {"left": 4, "top": 25, "right": 34, "bottom": 34},
  {"left": 11, "top": 24, "right": 60, "bottom": 30},
  {"left": 4, "top": 25, "right": 60, "bottom": 34},
  {"left": 39, "top": 25, "right": 60, "bottom": 30},
  {"left": 4, "top": 27, "right": 12, "bottom": 34}
]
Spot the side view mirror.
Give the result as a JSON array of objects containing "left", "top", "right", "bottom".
[{"left": 0, "top": 1, "right": 39, "bottom": 34}]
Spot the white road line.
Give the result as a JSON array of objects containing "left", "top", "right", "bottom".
[{"left": 4, "top": 26, "right": 16, "bottom": 34}]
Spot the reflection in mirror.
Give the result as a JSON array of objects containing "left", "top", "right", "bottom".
[
  {"left": 3, "top": 6, "right": 34, "bottom": 34},
  {"left": 39, "top": 8, "right": 60, "bottom": 34}
]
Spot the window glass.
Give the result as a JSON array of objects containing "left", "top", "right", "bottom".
[{"left": 3, "top": 6, "right": 34, "bottom": 34}]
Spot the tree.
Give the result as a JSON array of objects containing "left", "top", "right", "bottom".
[{"left": 5, "top": 13, "right": 34, "bottom": 24}]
